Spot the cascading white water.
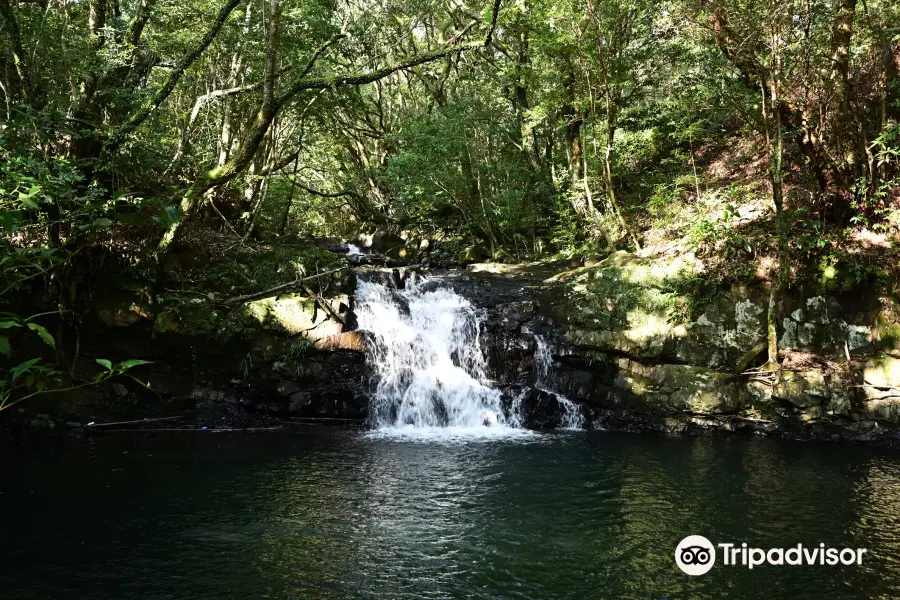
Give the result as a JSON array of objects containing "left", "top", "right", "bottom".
[
  {"left": 356, "top": 274, "right": 522, "bottom": 437},
  {"left": 529, "top": 335, "right": 585, "bottom": 430}
]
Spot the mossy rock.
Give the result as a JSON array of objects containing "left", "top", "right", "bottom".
[
  {"left": 459, "top": 244, "right": 491, "bottom": 265},
  {"left": 772, "top": 371, "right": 830, "bottom": 408},
  {"left": 552, "top": 251, "right": 772, "bottom": 370},
  {"left": 153, "top": 298, "right": 221, "bottom": 337},
  {"left": 612, "top": 359, "right": 750, "bottom": 415},
  {"left": 864, "top": 355, "right": 900, "bottom": 388}
]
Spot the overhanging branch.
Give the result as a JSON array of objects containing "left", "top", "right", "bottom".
[{"left": 274, "top": 0, "right": 501, "bottom": 109}]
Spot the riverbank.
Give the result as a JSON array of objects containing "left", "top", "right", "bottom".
[{"left": 4, "top": 238, "right": 900, "bottom": 445}]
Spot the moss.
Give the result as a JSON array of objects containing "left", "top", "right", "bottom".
[
  {"left": 243, "top": 294, "right": 318, "bottom": 335},
  {"left": 559, "top": 252, "right": 701, "bottom": 333}
]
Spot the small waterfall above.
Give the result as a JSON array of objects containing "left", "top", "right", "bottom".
[
  {"left": 510, "top": 334, "right": 585, "bottom": 430},
  {"left": 355, "top": 273, "right": 525, "bottom": 437}
]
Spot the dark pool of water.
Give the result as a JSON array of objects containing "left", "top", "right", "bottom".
[{"left": 4, "top": 429, "right": 900, "bottom": 599}]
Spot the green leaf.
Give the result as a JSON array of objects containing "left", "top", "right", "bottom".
[
  {"left": 154, "top": 205, "right": 181, "bottom": 228},
  {"left": 0, "top": 210, "right": 22, "bottom": 234},
  {"left": 18, "top": 194, "right": 39, "bottom": 210},
  {"left": 0, "top": 320, "right": 21, "bottom": 329},
  {"left": 11, "top": 358, "right": 41, "bottom": 382},
  {"left": 95, "top": 358, "right": 113, "bottom": 371},
  {"left": 0, "top": 335, "right": 9, "bottom": 357},
  {"left": 27, "top": 323, "right": 55, "bottom": 348},
  {"left": 118, "top": 359, "right": 153, "bottom": 371}
]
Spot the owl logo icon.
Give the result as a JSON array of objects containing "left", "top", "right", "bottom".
[{"left": 675, "top": 535, "right": 716, "bottom": 575}]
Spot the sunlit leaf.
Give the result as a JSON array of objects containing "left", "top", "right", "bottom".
[
  {"left": 27, "top": 323, "right": 55, "bottom": 348},
  {"left": 118, "top": 359, "right": 153, "bottom": 371}
]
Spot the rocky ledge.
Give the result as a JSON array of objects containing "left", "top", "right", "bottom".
[
  {"left": 463, "top": 251, "right": 900, "bottom": 444},
  {"left": 8, "top": 246, "right": 900, "bottom": 445}
]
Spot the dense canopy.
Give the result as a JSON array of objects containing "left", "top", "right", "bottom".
[{"left": 1, "top": 0, "right": 898, "bottom": 406}]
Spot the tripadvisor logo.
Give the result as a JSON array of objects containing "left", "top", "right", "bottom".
[
  {"left": 675, "top": 535, "right": 868, "bottom": 576},
  {"left": 676, "top": 535, "right": 716, "bottom": 575}
]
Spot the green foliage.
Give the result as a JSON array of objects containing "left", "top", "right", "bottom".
[
  {"left": 280, "top": 338, "right": 313, "bottom": 377},
  {"left": 0, "top": 311, "right": 152, "bottom": 412},
  {"left": 685, "top": 203, "right": 752, "bottom": 260}
]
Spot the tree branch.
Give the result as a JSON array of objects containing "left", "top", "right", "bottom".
[
  {"left": 298, "top": 34, "right": 346, "bottom": 80},
  {"left": 221, "top": 266, "right": 347, "bottom": 306},
  {"left": 292, "top": 182, "right": 363, "bottom": 199},
  {"left": 484, "top": 0, "right": 502, "bottom": 45},
  {"left": 167, "top": 81, "right": 265, "bottom": 174},
  {"left": 275, "top": 0, "right": 501, "bottom": 109},
  {"left": 277, "top": 41, "right": 481, "bottom": 108},
  {"left": 258, "top": 148, "right": 303, "bottom": 176},
  {"left": 128, "top": 0, "right": 157, "bottom": 48},
  {"left": 109, "top": 0, "right": 244, "bottom": 147}
]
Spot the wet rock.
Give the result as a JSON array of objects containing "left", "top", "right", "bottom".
[
  {"left": 107, "top": 382, "right": 130, "bottom": 397},
  {"left": 511, "top": 388, "right": 571, "bottom": 429},
  {"left": 94, "top": 291, "right": 152, "bottom": 328},
  {"left": 191, "top": 387, "right": 226, "bottom": 403},
  {"left": 358, "top": 231, "right": 405, "bottom": 253},
  {"left": 148, "top": 372, "right": 194, "bottom": 397},
  {"left": 274, "top": 381, "right": 301, "bottom": 397}
]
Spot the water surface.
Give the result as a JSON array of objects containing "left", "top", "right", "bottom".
[{"left": 4, "top": 430, "right": 900, "bottom": 599}]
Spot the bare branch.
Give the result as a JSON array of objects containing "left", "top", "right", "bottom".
[{"left": 221, "top": 266, "right": 348, "bottom": 306}]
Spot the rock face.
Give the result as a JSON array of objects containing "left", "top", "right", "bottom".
[{"left": 459, "top": 251, "right": 900, "bottom": 443}]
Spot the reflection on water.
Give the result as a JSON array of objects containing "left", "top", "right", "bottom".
[{"left": 4, "top": 431, "right": 900, "bottom": 599}]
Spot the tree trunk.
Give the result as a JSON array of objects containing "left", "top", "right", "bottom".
[
  {"left": 763, "top": 10, "right": 789, "bottom": 367},
  {"left": 563, "top": 69, "right": 583, "bottom": 203}
]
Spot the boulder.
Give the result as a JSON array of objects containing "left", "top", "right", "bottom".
[
  {"left": 512, "top": 387, "right": 577, "bottom": 429},
  {"left": 358, "top": 230, "right": 405, "bottom": 253},
  {"left": 459, "top": 244, "right": 491, "bottom": 265},
  {"left": 778, "top": 296, "right": 873, "bottom": 356},
  {"left": 864, "top": 355, "right": 900, "bottom": 388}
]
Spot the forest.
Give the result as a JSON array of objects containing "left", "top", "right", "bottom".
[{"left": 1, "top": 0, "right": 898, "bottom": 411}]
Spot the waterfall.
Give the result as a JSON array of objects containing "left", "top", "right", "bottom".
[
  {"left": 527, "top": 335, "right": 585, "bottom": 430},
  {"left": 355, "top": 273, "right": 522, "bottom": 436}
]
